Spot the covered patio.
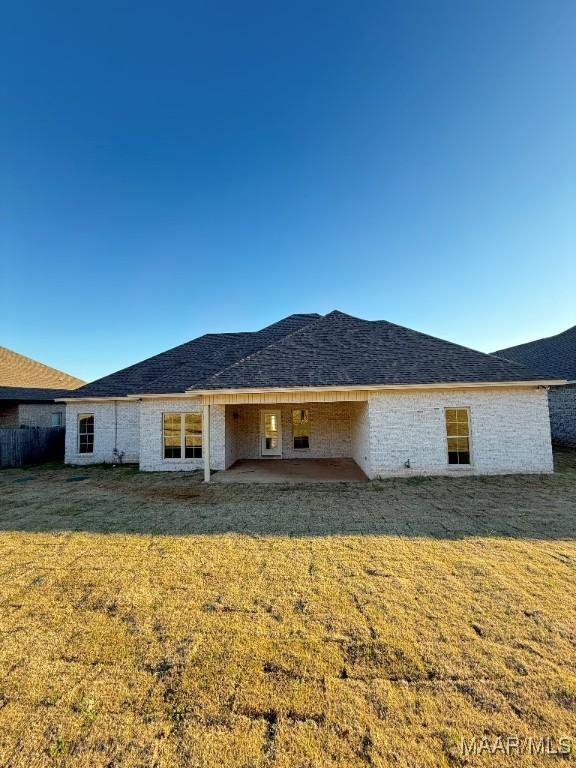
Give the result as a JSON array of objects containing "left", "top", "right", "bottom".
[
  {"left": 213, "top": 457, "right": 368, "bottom": 483},
  {"left": 200, "top": 392, "right": 371, "bottom": 482}
]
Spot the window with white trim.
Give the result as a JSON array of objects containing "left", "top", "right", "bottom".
[
  {"left": 445, "top": 408, "right": 471, "bottom": 465},
  {"left": 292, "top": 408, "right": 310, "bottom": 449},
  {"left": 78, "top": 414, "right": 94, "bottom": 453},
  {"left": 51, "top": 412, "right": 63, "bottom": 427},
  {"left": 163, "top": 413, "right": 202, "bottom": 459}
]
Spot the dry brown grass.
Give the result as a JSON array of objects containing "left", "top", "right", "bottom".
[{"left": 0, "top": 451, "right": 575, "bottom": 767}]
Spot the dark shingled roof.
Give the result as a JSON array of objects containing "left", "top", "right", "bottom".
[
  {"left": 66, "top": 310, "right": 555, "bottom": 399},
  {"left": 65, "top": 314, "right": 321, "bottom": 398},
  {"left": 192, "top": 311, "right": 553, "bottom": 390},
  {"left": 0, "top": 386, "right": 74, "bottom": 402},
  {"left": 493, "top": 325, "right": 576, "bottom": 382}
]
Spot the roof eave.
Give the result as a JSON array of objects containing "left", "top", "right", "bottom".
[
  {"left": 55, "top": 395, "right": 139, "bottom": 403},
  {"left": 55, "top": 392, "right": 204, "bottom": 402},
  {"left": 55, "top": 378, "right": 567, "bottom": 402},
  {"left": 188, "top": 379, "right": 566, "bottom": 395}
]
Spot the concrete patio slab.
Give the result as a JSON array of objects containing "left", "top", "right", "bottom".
[{"left": 213, "top": 458, "right": 368, "bottom": 483}]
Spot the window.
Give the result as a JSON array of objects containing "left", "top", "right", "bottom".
[
  {"left": 78, "top": 414, "right": 94, "bottom": 454},
  {"left": 445, "top": 408, "right": 471, "bottom": 465},
  {"left": 51, "top": 412, "right": 63, "bottom": 427},
  {"left": 292, "top": 408, "right": 310, "bottom": 449},
  {"left": 163, "top": 413, "right": 181, "bottom": 458},
  {"left": 163, "top": 413, "right": 202, "bottom": 459},
  {"left": 184, "top": 413, "right": 202, "bottom": 458}
]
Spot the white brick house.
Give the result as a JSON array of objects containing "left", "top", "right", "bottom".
[{"left": 61, "top": 312, "right": 563, "bottom": 479}]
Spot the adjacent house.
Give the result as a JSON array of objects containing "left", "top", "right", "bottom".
[
  {"left": 0, "top": 346, "right": 85, "bottom": 427},
  {"left": 60, "top": 311, "right": 562, "bottom": 479},
  {"left": 494, "top": 325, "right": 576, "bottom": 447}
]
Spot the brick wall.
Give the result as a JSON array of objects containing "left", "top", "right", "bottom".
[
  {"left": 64, "top": 401, "right": 140, "bottom": 464},
  {"left": 0, "top": 403, "right": 65, "bottom": 427},
  {"left": 350, "top": 401, "right": 370, "bottom": 475},
  {"left": 63, "top": 387, "right": 555, "bottom": 476},
  {"left": 210, "top": 404, "right": 226, "bottom": 470},
  {"left": 18, "top": 403, "right": 66, "bottom": 428},
  {"left": 367, "top": 387, "right": 553, "bottom": 477},
  {"left": 139, "top": 399, "right": 226, "bottom": 472},
  {"left": 224, "top": 406, "right": 237, "bottom": 468},
  {"left": 548, "top": 384, "right": 576, "bottom": 447},
  {"left": 226, "top": 402, "right": 354, "bottom": 464}
]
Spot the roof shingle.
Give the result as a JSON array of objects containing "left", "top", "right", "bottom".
[
  {"left": 0, "top": 386, "right": 75, "bottom": 402},
  {"left": 66, "top": 314, "right": 320, "bottom": 398},
  {"left": 193, "top": 311, "right": 552, "bottom": 390},
  {"left": 493, "top": 325, "right": 576, "bottom": 381},
  {"left": 0, "top": 347, "right": 84, "bottom": 389},
  {"left": 66, "top": 311, "right": 555, "bottom": 398}
]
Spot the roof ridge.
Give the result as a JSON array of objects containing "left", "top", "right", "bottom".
[
  {"left": 494, "top": 323, "right": 576, "bottom": 354},
  {"left": 256, "top": 312, "right": 322, "bottom": 332},
  {"left": 194, "top": 311, "right": 555, "bottom": 391},
  {"left": 365, "top": 318, "right": 534, "bottom": 371},
  {"left": 189, "top": 312, "right": 330, "bottom": 390},
  {"left": 135, "top": 334, "right": 257, "bottom": 392},
  {"left": 73, "top": 329, "right": 263, "bottom": 395},
  {"left": 490, "top": 324, "right": 576, "bottom": 381},
  {"left": 70, "top": 334, "right": 215, "bottom": 395},
  {"left": 69, "top": 313, "right": 322, "bottom": 397},
  {"left": 138, "top": 314, "right": 321, "bottom": 393},
  {"left": 279, "top": 312, "right": 533, "bottom": 372}
]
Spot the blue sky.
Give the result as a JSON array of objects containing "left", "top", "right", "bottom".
[{"left": 1, "top": 1, "right": 574, "bottom": 382}]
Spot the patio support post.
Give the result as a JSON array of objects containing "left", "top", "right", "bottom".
[{"left": 203, "top": 403, "right": 211, "bottom": 482}]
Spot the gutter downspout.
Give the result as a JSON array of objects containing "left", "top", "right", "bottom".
[{"left": 114, "top": 400, "right": 118, "bottom": 453}]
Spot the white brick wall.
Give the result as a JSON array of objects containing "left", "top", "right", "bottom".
[
  {"left": 139, "top": 399, "right": 226, "bottom": 472},
  {"left": 225, "top": 406, "right": 237, "bottom": 468},
  {"left": 210, "top": 404, "right": 226, "bottom": 471},
  {"left": 225, "top": 403, "right": 354, "bottom": 464},
  {"left": 367, "top": 387, "right": 553, "bottom": 477},
  {"left": 64, "top": 401, "right": 140, "bottom": 465},
  {"left": 63, "top": 387, "right": 554, "bottom": 477},
  {"left": 350, "top": 401, "right": 370, "bottom": 475}
]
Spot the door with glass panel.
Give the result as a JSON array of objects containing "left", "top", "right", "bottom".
[{"left": 260, "top": 410, "right": 282, "bottom": 457}]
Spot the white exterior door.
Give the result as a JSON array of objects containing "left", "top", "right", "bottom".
[{"left": 260, "top": 410, "right": 282, "bottom": 457}]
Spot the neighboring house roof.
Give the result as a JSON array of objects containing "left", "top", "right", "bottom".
[
  {"left": 493, "top": 325, "right": 576, "bottom": 382},
  {"left": 0, "top": 386, "right": 74, "bottom": 402},
  {"left": 0, "top": 346, "right": 85, "bottom": 389},
  {"left": 65, "top": 311, "right": 555, "bottom": 399}
]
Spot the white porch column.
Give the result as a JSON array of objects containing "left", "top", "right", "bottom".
[{"left": 203, "top": 403, "right": 211, "bottom": 482}]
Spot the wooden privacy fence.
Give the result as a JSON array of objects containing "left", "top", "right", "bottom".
[{"left": 0, "top": 427, "right": 65, "bottom": 467}]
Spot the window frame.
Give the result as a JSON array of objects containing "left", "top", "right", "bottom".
[
  {"left": 51, "top": 412, "right": 63, "bottom": 427},
  {"left": 444, "top": 407, "right": 472, "bottom": 467},
  {"left": 78, "top": 413, "right": 94, "bottom": 454},
  {"left": 162, "top": 412, "right": 203, "bottom": 460},
  {"left": 292, "top": 408, "right": 310, "bottom": 450}
]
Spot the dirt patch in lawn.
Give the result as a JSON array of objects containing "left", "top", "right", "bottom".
[{"left": 0, "top": 450, "right": 575, "bottom": 766}]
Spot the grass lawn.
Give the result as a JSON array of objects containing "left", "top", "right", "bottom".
[{"left": 0, "top": 451, "right": 575, "bottom": 767}]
